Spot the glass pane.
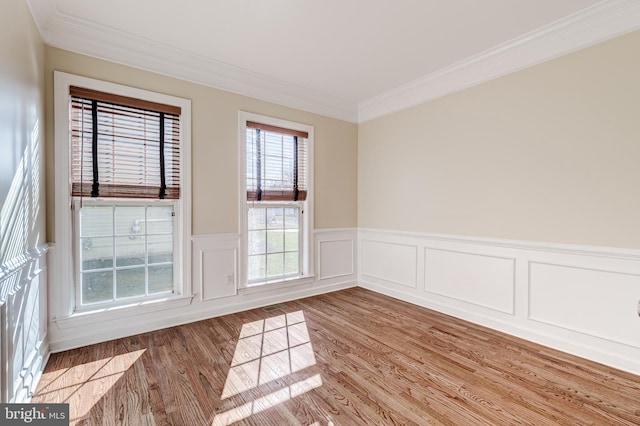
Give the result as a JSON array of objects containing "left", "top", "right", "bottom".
[
  {"left": 147, "top": 206, "right": 174, "bottom": 234},
  {"left": 284, "top": 208, "right": 298, "bottom": 229},
  {"left": 116, "top": 267, "right": 145, "bottom": 298},
  {"left": 248, "top": 230, "right": 266, "bottom": 255},
  {"left": 285, "top": 229, "right": 298, "bottom": 252},
  {"left": 267, "top": 208, "right": 283, "bottom": 229},
  {"left": 248, "top": 207, "right": 266, "bottom": 230},
  {"left": 115, "top": 206, "right": 145, "bottom": 236},
  {"left": 285, "top": 252, "right": 299, "bottom": 275},
  {"left": 148, "top": 234, "right": 173, "bottom": 264},
  {"left": 248, "top": 255, "right": 266, "bottom": 281},
  {"left": 264, "top": 153, "right": 284, "bottom": 188},
  {"left": 149, "top": 264, "right": 173, "bottom": 294},
  {"left": 267, "top": 230, "right": 284, "bottom": 254},
  {"left": 115, "top": 236, "right": 145, "bottom": 267},
  {"left": 267, "top": 253, "right": 284, "bottom": 277},
  {"left": 82, "top": 270, "right": 113, "bottom": 304},
  {"left": 80, "top": 237, "right": 113, "bottom": 270},
  {"left": 80, "top": 206, "right": 113, "bottom": 237}
]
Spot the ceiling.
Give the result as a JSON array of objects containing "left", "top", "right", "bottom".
[{"left": 27, "top": 0, "right": 640, "bottom": 122}]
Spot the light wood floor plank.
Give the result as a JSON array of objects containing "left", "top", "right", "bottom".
[{"left": 33, "top": 288, "right": 640, "bottom": 425}]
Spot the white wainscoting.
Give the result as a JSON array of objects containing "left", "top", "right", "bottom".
[
  {"left": 49, "top": 229, "right": 357, "bottom": 352},
  {"left": 0, "top": 244, "right": 50, "bottom": 403},
  {"left": 358, "top": 229, "right": 640, "bottom": 376}
]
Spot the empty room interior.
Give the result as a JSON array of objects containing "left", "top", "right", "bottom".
[{"left": 3, "top": 0, "right": 640, "bottom": 424}]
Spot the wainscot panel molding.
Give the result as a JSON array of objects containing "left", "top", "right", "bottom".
[
  {"left": 0, "top": 243, "right": 50, "bottom": 403},
  {"left": 48, "top": 229, "right": 357, "bottom": 353},
  {"left": 358, "top": 228, "right": 640, "bottom": 376},
  {"left": 361, "top": 239, "right": 418, "bottom": 289},
  {"left": 316, "top": 228, "right": 357, "bottom": 281}
]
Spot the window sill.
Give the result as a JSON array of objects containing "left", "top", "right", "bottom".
[
  {"left": 54, "top": 295, "right": 194, "bottom": 329},
  {"left": 239, "top": 275, "right": 316, "bottom": 295}
]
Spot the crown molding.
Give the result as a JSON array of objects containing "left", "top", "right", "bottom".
[
  {"left": 358, "top": 0, "right": 640, "bottom": 123},
  {"left": 27, "top": 0, "right": 358, "bottom": 123},
  {"left": 27, "top": 0, "right": 640, "bottom": 125}
]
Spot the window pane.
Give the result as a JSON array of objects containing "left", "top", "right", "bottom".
[
  {"left": 147, "top": 206, "right": 173, "bottom": 234},
  {"left": 115, "top": 236, "right": 145, "bottom": 267},
  {"left": 80, "top": 237, "right": 113, "bottom": 270},
  {"left": 115, "top": 206, "right": 145, "bottom": 236},
  {"left": 149, "top": 264, "right": 173, "bottom": 294},
  {"left": 148, "top": 234, "right": 172, "bottom": 264},
  {"left": 284, "top": 208, "right": 298, "bottom": 229},
  {"left": 285, "top": 252, "right": 299, "bottom": 275},
  {"left": 82, "top": 270, "right": 113, "bottom": 304},
  {"left": 248, "top": 230, "right": 266, "bottom": 255},
  {"left": 264, "top": 154, "right": 284, "bottom": 189},
  {"left": 285, "top": 229, "right": 298, "bottom": 252},
  {"left": 248, "top": 207, "right": 266, "bottom": 230},
  {"left": 116, "top": 267, "right": 145, "bottom": 298},
  {"left": 80, "top": 206, "right": 113, "bottom": 237},
  {"left": 267, "top": 253, "right": 284, "bottom": 277},
  {"left": 267, "top": 230, "right": 284, "bottom": 254},
  {"left": 248, "top": 255, "right": 266, "bottom": 281},
  {"left": 267, "top": 208, "right": 283, "bottom": 229}
]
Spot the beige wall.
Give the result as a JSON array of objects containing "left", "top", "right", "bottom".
[
  {"left": 44, "top": 48, "right": 358, "bottom": 239},
  {"left": 0, "top": 0, "right": 46, "bottom": 264},
  {"left": 359, "top": 30, "right": 640, "bottom": 249}
]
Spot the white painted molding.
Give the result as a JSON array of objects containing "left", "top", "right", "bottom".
[
  {"left": 27, "top": 0, "right": 357, "bottom": 123},
  {"left": 358, "top": 227, "right": 640, "bottom": 260},
  {"left": 358, "top": 227, "right": 640, "bottom": 376},
  {"left": 0, "top": 243, "right": 50, "bottom": 305},
  {"left": 358, "top": 0, "right": 640, "bottom": 122},
  {"left": 28, "top": 1, "right": 640, "bottom": 124}
]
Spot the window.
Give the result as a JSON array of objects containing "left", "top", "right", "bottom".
[
  {"left": 240, "top": 113, "right": 314, "bottom": 287},
  {"left": 69, "top": 87, "right": 183, "bottom": 309},
  {"left": 54, "top": 72, "right": 191, "bottom": 317}
]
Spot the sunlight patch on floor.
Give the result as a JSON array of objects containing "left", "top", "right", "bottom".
[{"left": 215, "top": 310, "right": 322, "bottom": 425}]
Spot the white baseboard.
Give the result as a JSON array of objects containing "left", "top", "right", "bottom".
[
  {"left": 49, "top": 229, "right": 358, "bottom": 352},
  {"left": 358, "top": 228, "right": 640, "bottom": 376},
  {"left": 44, "top": 227, "right": 640, "bottom": 378}
]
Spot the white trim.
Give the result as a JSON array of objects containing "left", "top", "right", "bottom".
[
  {"left": 29, "top": 1, "right": 640, "bottom": 124},
  {"left": 0, "top": 244, "right": 51, "bottom": 302},
  {"left": 54, "top": 295, "right": 194, "bottom": 329},
  {"left": 49, "top": 280, "right": 355, "bottom": 353},
  {"left": 52, "top": 71, "right": 192, "bottom": 322},
  {"left": 358, "top": 228, "right": 640, "bottom": 376},
  {"left": 358, "top": 227, "right": 640, "bottom": 260},
  {"left": 28, "top": 0, "right": 356, "bottom": 123},
  {"left": 357, "top": 0, "right": 640, "bottom": 122}
]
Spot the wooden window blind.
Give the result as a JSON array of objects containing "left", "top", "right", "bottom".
[
  {"left": 70, "top": 86, "right": 181, "bottom": 200},
  {"left": 246, "top": 121, "right": 308, "bottom": 202}
]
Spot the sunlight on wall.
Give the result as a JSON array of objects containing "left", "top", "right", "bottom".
[
  {"left": 214, "top": 310, "right": 324, "bottom": 425},
  {"left": 0, "top": 118, "right": 40, "bottom": 266}
]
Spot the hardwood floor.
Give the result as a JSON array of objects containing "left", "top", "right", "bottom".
[{"left": 33, "top": 288, "right": 640, "bottom": 425}]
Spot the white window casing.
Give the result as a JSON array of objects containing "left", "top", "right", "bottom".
[
  {"left": 53, "top": 71, "right": 192, "bottom": 323},
  {"left": 238, "top": 111, "right": 314, "bottom": 289}
]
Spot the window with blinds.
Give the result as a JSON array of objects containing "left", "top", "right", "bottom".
[
  {"left": 70, "top": 86, "right": 181, "bottom": 200},
  {"left": 246, "top": 121, "right": 308, "bottom": 202}
]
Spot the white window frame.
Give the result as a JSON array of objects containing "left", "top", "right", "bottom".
[
  {"left": 53, "top": 71, "right": 192, "bottom": 323},
  {"left": 238, "top": 111, "right": 314, "bottom": 289}
]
